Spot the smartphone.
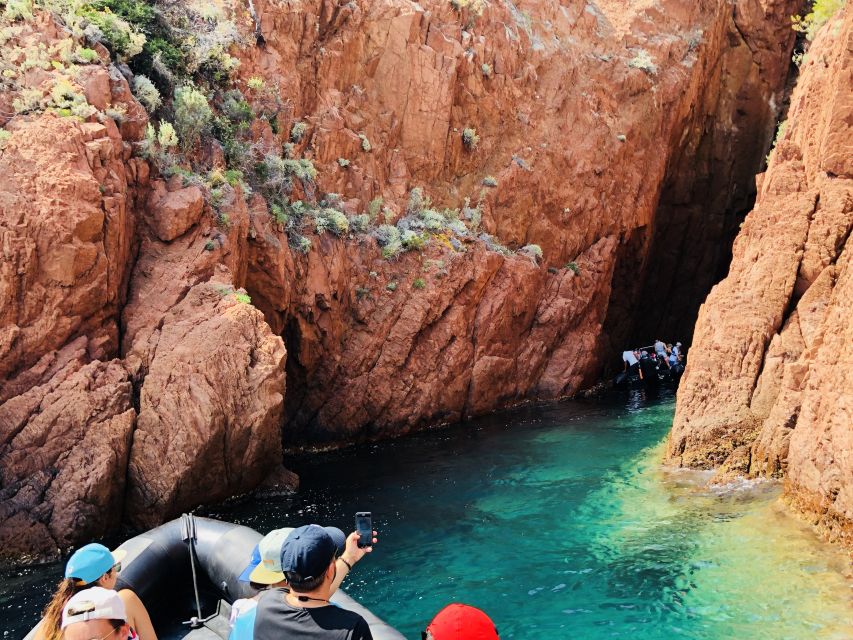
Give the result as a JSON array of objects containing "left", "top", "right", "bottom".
[{"left": 355, "top": 512, "right": 372, "bottom": 548}]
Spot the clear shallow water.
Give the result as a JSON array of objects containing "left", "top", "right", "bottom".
[{"left": 2, "top": 391, "right": 852, "bottom": 638}]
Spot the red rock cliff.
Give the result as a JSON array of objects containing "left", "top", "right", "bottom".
[
  {"left": 667, "top": 5, "right": 853, "bottom": 549},
  {"left": 0, "top": 0, "right": 800, "bottom": 555},
  {"left": 238, "top": 0, "right": 798, "bottom": 442}
]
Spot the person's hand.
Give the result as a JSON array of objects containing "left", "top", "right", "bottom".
[{"left": 340, "top": 530, "right": 378, "bottom": 566}]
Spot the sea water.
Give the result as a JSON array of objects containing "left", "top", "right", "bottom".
[{"left": 2, "top": 391, "right": 852, "bottom": 638}]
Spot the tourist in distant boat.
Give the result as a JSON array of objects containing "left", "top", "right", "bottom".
[
  {"left": 668, "top": 346, "right": 679, "bottom": 367},
  {"left": 423, "top": 603, "right": 499, "bottom": 639},
  {"left": 33, "top": 543, "right": 156, "bottom": 640},
  {"left": 654, "top": 339, "right": 667, "bottom": 359},
  {"left": 253, "top": 524, "right": 378, "bottom": 640},
  {"left": 672, "top": 341, "right": 682, "bottom": 356},
  {"left": 638, "top": 350, "right": 659, "bottom": 387},
  {"left": 59, "top": 587, "right": 131, "bottom": 640},
  {"left": 622, "top": 349, "right": 639, "bottom": 376}
]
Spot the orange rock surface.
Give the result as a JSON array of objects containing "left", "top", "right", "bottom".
[
  {"left": 0, "top": 0, "right": 805, "bottom": 554},
  {"left": 667, "top": 6, "right": 853, "bottom": 548}
]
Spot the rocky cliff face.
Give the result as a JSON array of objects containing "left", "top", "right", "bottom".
[
  {"left": 0, "top": 0, "right": 799, "bottom": 556},
  {"left": 240, "top": 0, "right": 798, "bottom": 441},
  {"left": 667, "top": 5, "right": 853, "bottom": 549}
]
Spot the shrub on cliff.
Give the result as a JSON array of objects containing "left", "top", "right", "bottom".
[
  {"left": 792, "top": 0, "right": 845, "bottom": 41},
  {"left": 290, "top": 121, "right": 307, "bottom": 142},
  {"left": 401, "top": 229, "right": 427, "bottom": 251},
  {"left": 628, "top": 49, "right": 657, "bottom": 75},
  {"left": 462, "top": 197, "right": 482, "bottom": 229},
  {"left": 289, "top": 233, "right": 311, "bottom": 255},
  {"left": 462, "top": 127, "right": 479, "bottom": 150},
  {"left": 80, "top": 3, "right": 147, "bottom": 60},
  {"left": 255, "top": 153, "right": 317, "bottom": 199},
  {"left": 132, "top": 74, "right": 161, "bottom": 111},
  {"left": 519, "top": 244, "right": 543, "bottom": 263},
  {"left": 450, "top": 0, "right": 487, "bottom": 16},
  {"left": 407, "top": 187, "right": 427, "bottom": 215},
  {"left": 367, "top": 197, "right": 384, "bottom": 222},
  {"left": 141, "top": 120, "right": 178, "bottom": 164},
  {"left": 349, "top": 213, "right": 370, "bottom": 233},
  {"left": 174, "top": 86, "right": 212, "bottom": 151},
  {"left": 3, "top": 0, "right": 32, "bottom": 21},
  {"left": 480, "top": 233, "right": 512, "bottom": 256},
  {"left": 49, "top": 78, "right": 95, "bottom": 118},
  {"left": 374, "top": 224, "right": 402, "bottom": 258},
  {"left": 314, "top": 208, "right": 349, "bottom": 236},
  {"left": 419, "top": 209, "right": 446, "bottom": 232}
]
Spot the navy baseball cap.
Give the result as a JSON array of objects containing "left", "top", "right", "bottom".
[{"left": 280, "top": 525, "right": 346, "bottom": 581}]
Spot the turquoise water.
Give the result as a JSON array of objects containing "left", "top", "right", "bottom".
[
  {"left": 3, "top": 392, "right": 852, "bottom": 638},
  {"left": 208, "top": 392, "right": 853, "bottom": 638}
]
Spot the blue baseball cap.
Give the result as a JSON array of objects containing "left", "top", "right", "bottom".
[
  {"left": 65, "top": 544, "right": 125, "bottom": 585},
  {"left": 238, "top": 544, "right": 262, "bottom": 583},
  {"left": 280, "top": 525, "right": 346, "bottom": 581}
]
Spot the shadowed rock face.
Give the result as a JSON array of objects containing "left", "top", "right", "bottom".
[
  {"left": 667, "top": 6, "right": 853, "bottom": 549},
  {"left": 0, "top": 0, "right": 803, "bottom": 555}
]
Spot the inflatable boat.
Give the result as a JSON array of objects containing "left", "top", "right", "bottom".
[{"left": 25, "top": 515, "right": 404, "bottom": 640}]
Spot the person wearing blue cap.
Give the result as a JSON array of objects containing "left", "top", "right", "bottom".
[
  {"left": 33, "top": 543, "right": 156, "bottom": 640},
  {"left": 229, "top": 529, "right": 294, "bottom": 640},
  {"left": 253, "top": 524, "right": 378, "bottom": 640}
]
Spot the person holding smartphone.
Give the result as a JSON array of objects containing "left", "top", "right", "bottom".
[{"left": 253, "top": 523, "right": 378, "bottom": 640}]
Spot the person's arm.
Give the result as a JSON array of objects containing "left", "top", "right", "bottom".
[
  {"left": 331, "top": 530, "right": 378, "bottom": 595},
  {"left": 118, "top": 589, "right": 158, "bottom": 640}
]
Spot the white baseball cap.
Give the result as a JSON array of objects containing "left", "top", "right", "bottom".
[{"left": 61, "top": 587, "right": 127, "bottom": 629}]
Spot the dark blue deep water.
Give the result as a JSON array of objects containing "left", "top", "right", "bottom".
[{"left": 3, "top": 391, "right": 852, "bottom": 638}]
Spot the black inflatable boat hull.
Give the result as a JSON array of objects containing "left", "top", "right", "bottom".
[{"left": 25, "top": 516, "right": 404, "bottom": 640}]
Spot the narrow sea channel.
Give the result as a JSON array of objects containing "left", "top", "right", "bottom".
[{"left": 3, "top": 390, "right": 852, "bottom": 638}]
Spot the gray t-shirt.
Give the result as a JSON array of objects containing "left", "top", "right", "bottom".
[{"left": 253, "top": 588, "right": 373, "bottom": 640}]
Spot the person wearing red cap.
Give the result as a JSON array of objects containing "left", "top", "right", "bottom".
[{"left": 423, "top": 604, "right": 499, "bottom": 640}]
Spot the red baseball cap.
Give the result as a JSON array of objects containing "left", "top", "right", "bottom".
[{"left": 425, "top": 603, "right": 499, "bottom": 639}]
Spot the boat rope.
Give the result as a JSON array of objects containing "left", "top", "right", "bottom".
[{"left": 181, "top": 513, "right": 204, "bottom": 628}]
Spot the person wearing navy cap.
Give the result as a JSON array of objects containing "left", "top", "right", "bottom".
[
  {"left": 253, "top": 524, "right": 378, "bottom": 640},
  {"left": 33, "top": 543, "right": 156, "bottom": 640}
]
